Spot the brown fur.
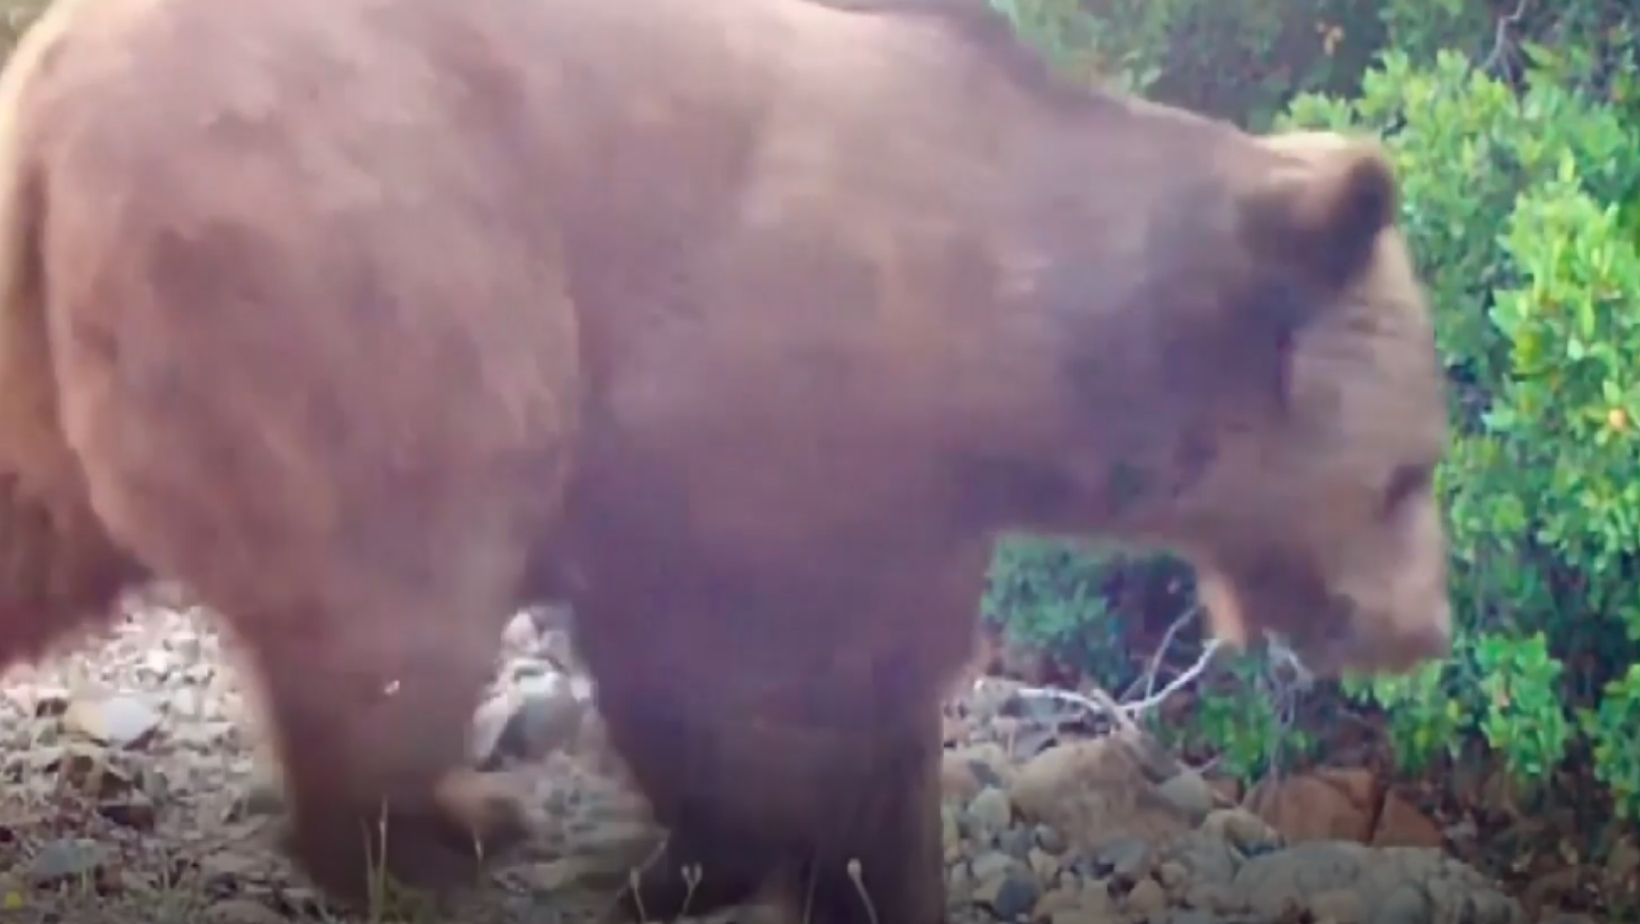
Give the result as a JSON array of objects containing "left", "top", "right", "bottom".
[{"left": 0, "top": 0, "right": 1450, "bottom": 920}]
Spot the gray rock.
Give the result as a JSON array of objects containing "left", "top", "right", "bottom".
[
  {"left": 998, "top": 824, "right": 1034, "bottom": 860},
  {"left": 969, "top": 850, "right": 1019, "bottom": 883},
  {"left": 1049, "top": 907, "right": 1123, "bottom": 924},
  {"left": 511, "top": 673, "right": 586, "bottom": 758},
  {"left": 1182, "top": 881, "right": 1244, "bottom": 915},
  {"left": 501, "top": 610, "right": 539, "bottom": 649},
  {"left": 1233, "top": 843, "right": 1523, "bottom": 924},
  {"left": 1162, "top": 830, "right": 1241, "bottom": 887},
  {"left": 949, "top": 859, "right": 974, "bottom": 896},
  {"left": 943, "top": 804, "right": 964, "bottom": 860},
  {"left": 204, "top": 899, "right": 291, "bottom": 924},
  {"left": 1370, "top": 885, "right": 1431, "bottom": 924},
  {"left": 28, "top": 838, "right": 104, "bottom": 885},
  {"left": 62, "top": 694, "right": 162, "bottom": 749},
  {"left": 1028, "top": 847, "right": 1060, "bottom": 880},
  {"left": 470, "top": 690, "right": 520, "bottom": 765},
  {"left": 974, "top": 869, "right": 1042, "bottom": 921},
  {"left": 1034, "top": 823, "right": 1069, "bottom": 855},
  {"left": 1234, "top": 840, "right": 1370, "bottom": 915},
  {"left": 968, "top": 786, "right": 1014, "bottom": 844},
  {"left": 1030, "top": 884, "right": 1083, "bottom": 920},
  {"left": 1156, "top": 768, "right": 1216, "bottom": 822},
  {"left": 1310, "top": 888, "right": 1367, "bottom": 924},
  {"left": 1202, "top": 807, "right": 1284, "bottom": 856},
  {"left": 1156, "top": 859, "right": 1188, "bottom": 893},
  {"left": 1125, "top": 877, "right": 1168, "bottom": 917},
  {"left": 1096, "top": 836, "right": 1155, "bottom": 883}
]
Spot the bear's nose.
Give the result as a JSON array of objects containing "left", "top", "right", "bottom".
[{"left": 1372, "top": 601, "right": 1453, "bottom": 673}]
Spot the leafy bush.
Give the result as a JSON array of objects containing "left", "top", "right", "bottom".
[
  {"left": 1581, "top": 663, "right": 1640, "bottom": 821},
  {"left": 990, "top": 0, "right": 1387, "bottom": 128},
  {"left": 980, "top": 535, "right": 1195, "bottom": 690}
]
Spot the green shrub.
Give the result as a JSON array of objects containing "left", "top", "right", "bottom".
[
  {"left": 1581, "top": 662, "right": 1640, "bottom": 822},
  {"left": 1158, "top": 649, "right": 1323, "bottom": 782},
  {"left": 990, "top": 0, "right": 1387, "bottom": 129},
  {"left": 980, "top": 535, "right": 1196, "bottom": 690}
]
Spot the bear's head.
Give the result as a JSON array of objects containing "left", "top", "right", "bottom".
[
  {"left": 1021, "top": 125, "right": 1451, "bottom": 679},
  {"left": 1163, "top": 129, "right": 1450, "bottom": 678}
]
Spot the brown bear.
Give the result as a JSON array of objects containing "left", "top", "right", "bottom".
[{"left": 0, "top": 0, "right": 1451, "bottom": 921}]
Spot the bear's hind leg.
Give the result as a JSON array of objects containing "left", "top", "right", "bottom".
[{"left": 0, "top": 475, "right": 147, "bottom": 672}]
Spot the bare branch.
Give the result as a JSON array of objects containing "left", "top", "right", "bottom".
[
  {"left": 1121, "top": 637, "right": 1225, "bottom": 716},
  {"left": 1480, "top": 0, "right": 1531, "bottom": 78},
  {"left": 1139, "top": 605, "right": 1202, "bottom": 700},
  {"left": 1009, "top": 636, "right": 1226, "bottom": 731}
]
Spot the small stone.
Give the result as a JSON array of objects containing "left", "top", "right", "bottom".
[
  {"left": 951, "top": 859, "right": 970, "bottom": 899},
  {"left": 1035, "top": 823, "right": 1069, "bottom": 855},
  {"left": 1029, "top": 847, "right": 1060, "bottom": 880},
  {"left": 28, "top": 686, "right": 71, "bottom": 717},
  {"left": 1309, "top": 888, "right": 1365, "bottom": 924},
  {"left": 205, "top": 899, "right": 289, "bottom": 924},
  {"left": 1202, "top": 808, "right": 1283, "bottom": 855},
  {"left": 969, "top": 850, "right": 1017, "bottom": 883},
  {"left": 948, "top": 860, "right": 974, "bottom": 896},
  {"left": 501, "top": 611, "right": 539, "bottom": 649},
  {"left": 1369, "top": 885, "right": 1430, "bottom": 924},
  {"left": 974, "top": 869, "right": 1041, "bottom": 921},
  {"left": 512, "top": 673, "right": 586, "bottom": 759},
  {"left": 470, "top": 690, "right": 521, "bottom": 765},
  {"left": 967, "top": 786, "right": 1014, "bottom": 844},
  {"left": 942, "top": 804, "right": 963, "bottom": 861},
  {"left": 27, "top": 839, "right": 103, "bottom": 885},
  {"left": 942, "top": 743, "right": 1014, "bottom": 803},
  {"left": 198, "top": 850, "right": 268, "bottom": 887},
  {"left": 1124, "top": 878, "right": 1167, "bottom": 916},
  {"left": 1156, "top": 859, "right": 1188, "bottom": 892},
  {"left": 142, "top": 649, "right": 174, "bottom": 680},
  {"left": 1032, "top": 885, "right": 1082, "bottom": 919},
  {"left": 97, "top": 796, "right": 157, "bottom": 830},
  {"left": 1078, "top": 880, "right": 1118, "bottom": 916},
  {"left": 1182, "top": 882, "right": 1242, "bottom": 914},
  {"left": 1097, "top": 837, "right": 1154, "bottom": 883},
  {"left": 510, "top": 857, "right": 610, "bottom": 891},
  {"left": 1157, "top": 768, "right": 1216, "bottom": 822},
  {"left": 998, "top": 824, "right": 1034, "bottom": 860},
  {"left": 62, "top": 695, "right": 162, "bottom": 749}
]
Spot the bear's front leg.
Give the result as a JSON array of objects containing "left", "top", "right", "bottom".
[
  {"left": 596, "top": 672, "right": 950, "bottom": 924},
  {"left": 243, "top": 610, "right": 528, "bottom": 909},
  {"left": 596, "top": 682, "right": 778, "bottom": 920},
  {"left": 785, "top": 698, "right": 949, "bottom": 924}
]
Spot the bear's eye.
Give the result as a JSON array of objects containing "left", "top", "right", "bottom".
[{"left": 1380, "top": 462, "right": 1433, "bottom": 519}]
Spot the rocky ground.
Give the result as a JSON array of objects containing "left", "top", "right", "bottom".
[{"left": 0, "top": 586, "right": 1628, "bottom": 924}]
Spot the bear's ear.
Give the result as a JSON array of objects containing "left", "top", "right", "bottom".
[{"left": 1236, "top": 134, "right": 1398, "bottom": 292}]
